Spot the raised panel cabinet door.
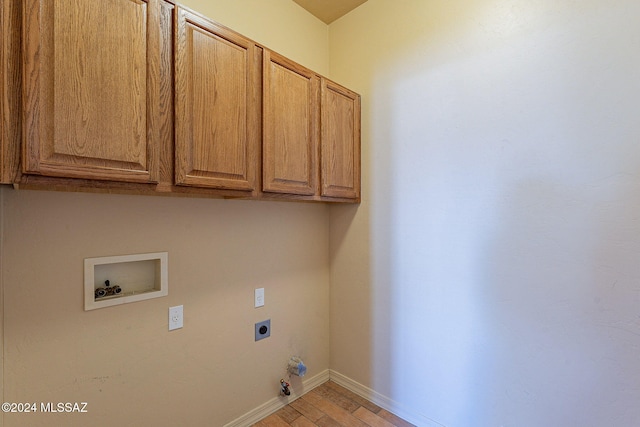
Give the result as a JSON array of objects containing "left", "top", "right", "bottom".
[
  {"left": 321, "top": 78, "right": 361, "bottom": 200},
  {"left": 23, "top": 0, "right": 162, "bottom": 183},
  {"left": 174, "top": 7, "right": 259, "bottom": 191},
  {"left": 263, "top": 50, "right": 319, "bottom": 196}
]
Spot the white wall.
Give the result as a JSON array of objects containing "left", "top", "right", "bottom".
[{"left": 329, "top": 1, "right": 640, "bottom": 425}]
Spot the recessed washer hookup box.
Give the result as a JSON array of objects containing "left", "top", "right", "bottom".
[{"left": 84, "top": 252, "right": 168, "bottom": 311}]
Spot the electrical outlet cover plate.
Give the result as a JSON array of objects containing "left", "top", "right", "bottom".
[
  {"left": 255, "top": 319, "right": 270, "bottom": 341},
  {"left": 169, "top": 305, "right": 183, "bottom": 331}
]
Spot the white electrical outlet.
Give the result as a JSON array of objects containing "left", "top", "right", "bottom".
[
  {"left": 169, "top": 305, "right": 183, "bottom": 331},
  {"left": 255, "top": 288, "right": 265, "bottom": 308}
]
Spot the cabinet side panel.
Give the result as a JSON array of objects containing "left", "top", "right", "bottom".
[
  {"left": 1, "top": 0, "right": 3, "bottom": 180},
  {"left": 1, "top": 0, "right": 22, "bottom": 183}
]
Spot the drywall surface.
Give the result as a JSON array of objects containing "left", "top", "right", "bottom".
[
  {"left": 0, "top": 188, "right": 4, "bottom": 409},
  {"left": 1, "top": 1, "right": 331, "bottom": 426},
  {"left": 2, "top": 190, "right": 329, "bottom": 426},
  {"left": 179, "top": 0, "right": 329, "bottom": 75},
  {"left": 329, "top": 0, "right": 640, "bottom": 425}
]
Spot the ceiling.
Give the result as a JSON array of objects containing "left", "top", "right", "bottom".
[{"left": 292, "top": 0, "right": 368, "bottom": 24}]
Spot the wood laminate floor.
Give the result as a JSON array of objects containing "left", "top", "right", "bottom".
[{"left": 252, "top": 381, "right": 416, "bottom": 427}]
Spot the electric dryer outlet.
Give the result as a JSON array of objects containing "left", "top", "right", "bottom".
[{"left": 255, "top": 319, "right": 270, "bottom": 341}]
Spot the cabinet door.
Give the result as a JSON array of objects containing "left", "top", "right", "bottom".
[
  {"left": 174, "top": 7, "right": 259, "bottom": 191},
  {"left": 23, "top": 0, "right": 162, "bottom": 183},
  {"left": 263, "top": 51, "right": 319, "bottom": 196},
  {"left": 321, "top": 79, "right": 361, "bottom": 200}
]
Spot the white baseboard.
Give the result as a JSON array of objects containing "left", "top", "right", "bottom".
[
  {"left": 223, "top": 369, "right": 330, "bottom": 427},
  {"left": 224, "top": 369, "right": 443, "bottom": 427},
  {"left": 328, "top": 370, "right": 445, "bottom": 427}
]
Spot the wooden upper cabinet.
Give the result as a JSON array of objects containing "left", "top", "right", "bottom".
[
  {"left": 263, "top": 50, "right": 320, "bottom": 196},
  {"left": 14, "top": 1, "right": 360, "bottom": 202},
  {"left": 321, "top": 78, "right": 361, "bottom": 200},
  {"left": 22, "top": 0, "right": 163, "bottom": 183},
  {"left": 174, "top": 7, "right": 259, "bottom": 192}
]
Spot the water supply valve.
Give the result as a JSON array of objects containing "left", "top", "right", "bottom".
[
  {"left": 280, "top": 379, "right": 291, "bottom": 396},
  {"left": 95, "top": 280, "right": 122, "bottom": 299}
]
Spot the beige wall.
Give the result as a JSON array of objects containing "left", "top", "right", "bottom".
[
  {"left": 179, "top": 0, "right": 329, "bottom": 75},
  {"left": 0, "top": 1, "right": 331, "bottom": 426},
  {"left": 329, "top": 0, "right": 640, "bottom": 425},
  {"left": 1, "top": 190, "right": 330, "bottom": 426},
  {"left": 0, "top": 189, "right": 4, "bottom": 418}
]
